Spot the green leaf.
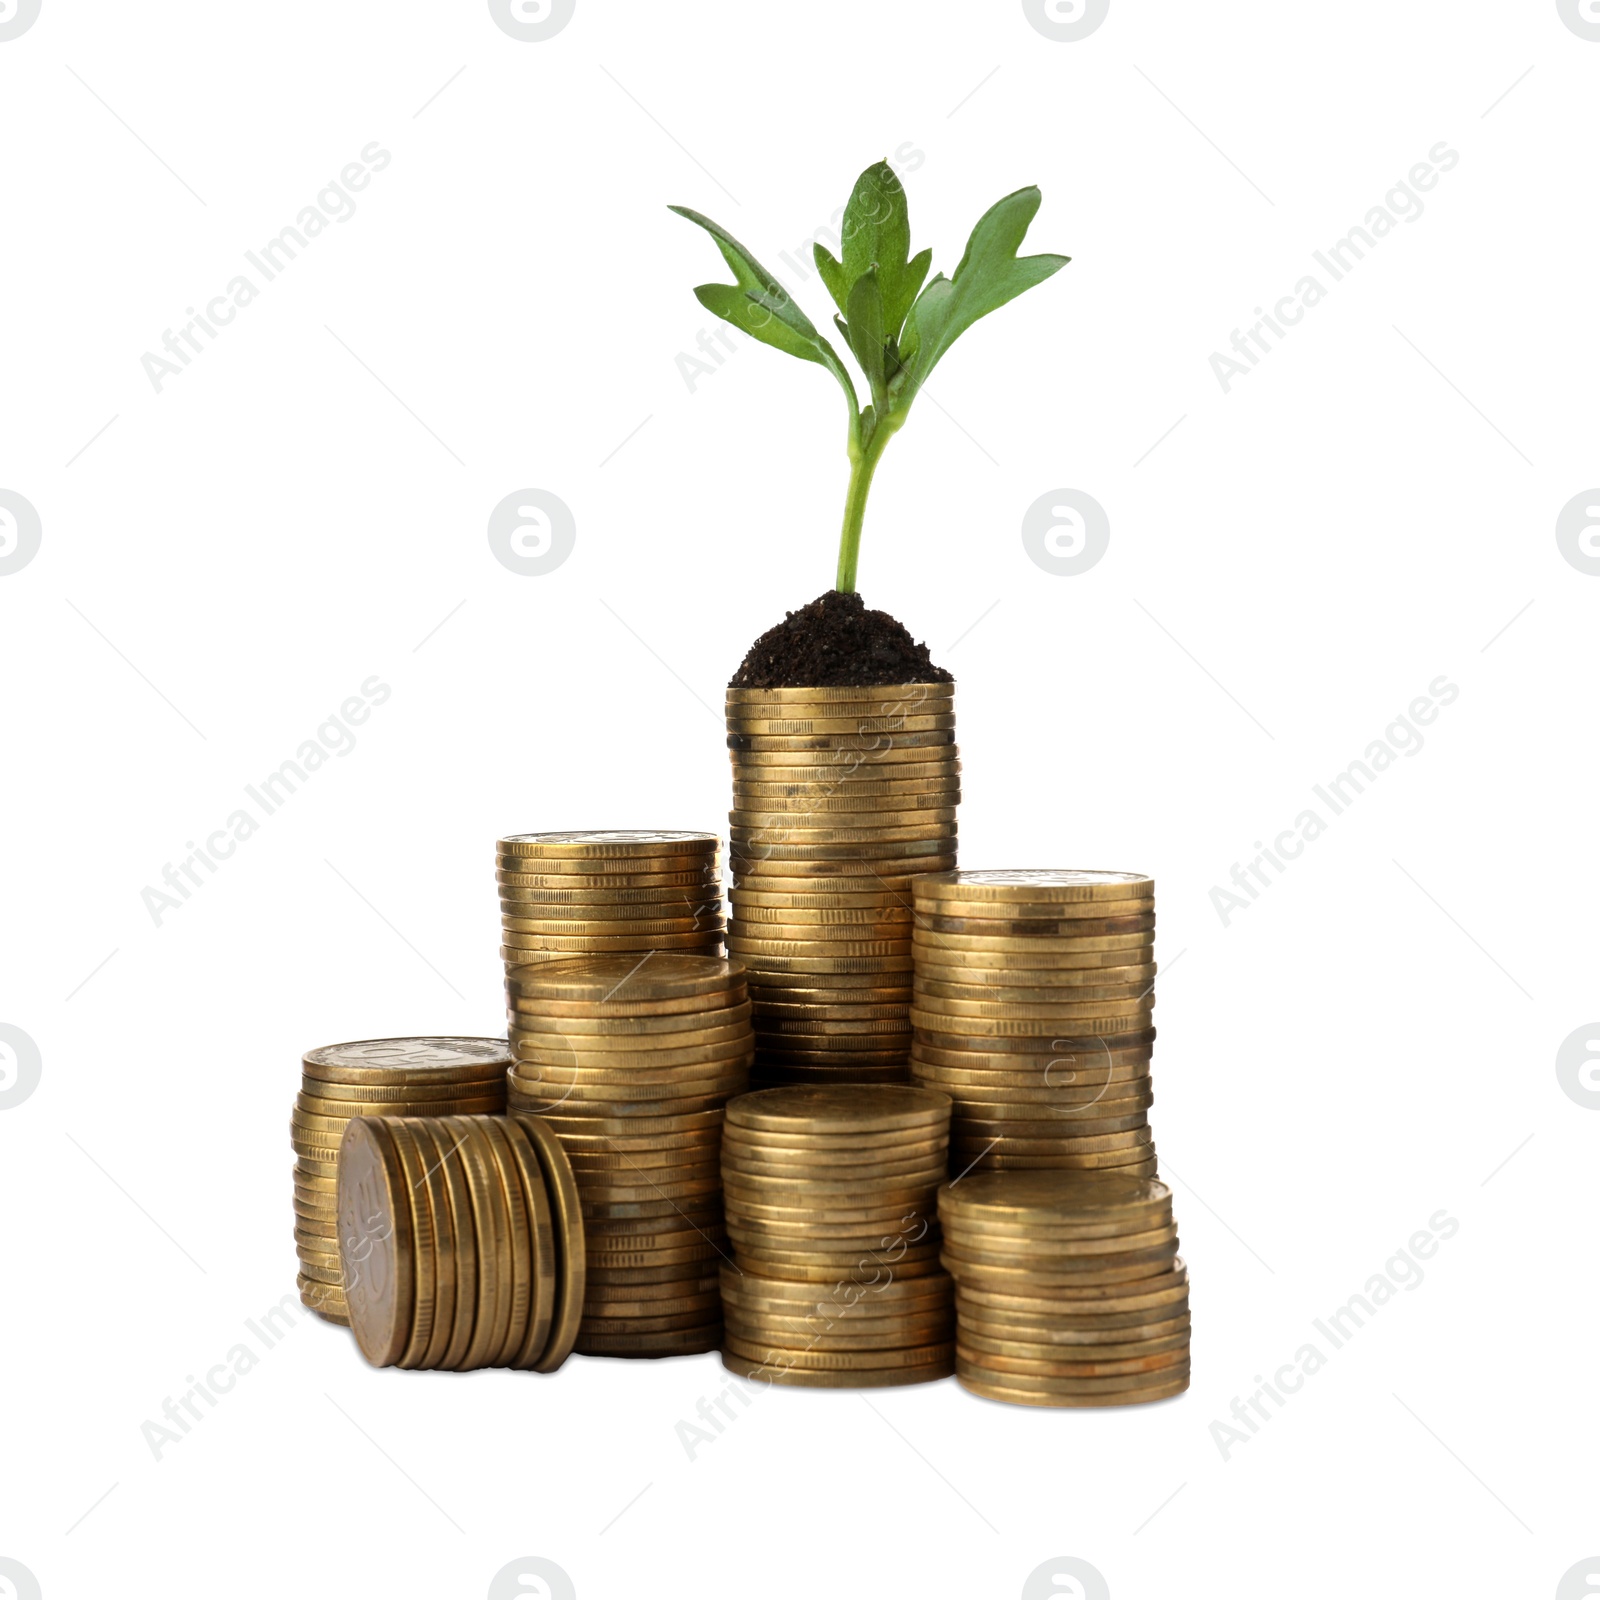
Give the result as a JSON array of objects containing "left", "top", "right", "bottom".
[
  {"left": 843, "top": 267, "right": 887, "bottom": 415},
  {"left": 901, "top": 186, "right": 1069, "bottom": 399},
  {"left": 813, "top": 242, "right": 850, "bottom": 317},
  {"left": 670, "top": 203, "right": 859, "bottom": 424},
  {"left": 839, "top": 161, "right": 928, "bottom": 344}
]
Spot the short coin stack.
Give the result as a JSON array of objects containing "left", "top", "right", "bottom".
[
  {"left": 725, "top": 683, "right": 958, "bottom": 1084},
  {"left": 718, "top": 1084, "right": 956, "bottom": 1387},
  {"left": 496, "top": 830, "right": 723, "bottom": 979},
  {"left": 910, "top": 870, "right": 1158, "bottom": 1176},
  {"left": 504, "top": 953, "right": 752, "bottom": 1357},
  {"left": 939, "top": 1170, "right": 1189, "bottom": 1406},
  {"left": 292, "top": 1038, "right": 509, "bottom": 1324},
  {"left": 336, "top": 1112, "right": 584, "bottom": 1371}
]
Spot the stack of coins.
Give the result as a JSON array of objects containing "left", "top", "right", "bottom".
[
  {"left": 505, "top": 953, "right": 752, "bottom": 1357},
  {"left": 939, "top": 1170, "right": 1189, "bottom": 1406},
  {"left": 909, "top": 870, "right": 1158, "bottom": 1176},
  {"left": 718, "top": 1084, "right": 956, "bottom": 1388},
  {"left": 724, "top": 683, "right": 958, "bottom": 1084},
  {"left": 292, "top": 1038, "right": 510, "bottom": 1324},
  {"left": 496, "top": 831, "right": 723, "bottom": 978},
  {"left": 336, "top": 1112, "right": 585, "bottom": 1372}
]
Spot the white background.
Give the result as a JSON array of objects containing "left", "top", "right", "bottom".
[{"left": 2, "top": 2, "right": 1596, "bottom": 1597}]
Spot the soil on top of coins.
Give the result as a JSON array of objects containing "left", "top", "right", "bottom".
[{"left": 729, "top": 590, "right": 954, "bottom": 689}]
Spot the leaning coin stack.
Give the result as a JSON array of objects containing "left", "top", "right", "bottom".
[
  {"left": 335, "top": 1112, "right": 585, "bottom": 1372},
  {"left": 725, "top": 683, "right": 958, "bottom": 1084},
  {"left": 939, "top": 1171, "right": 1189, "bottom": 1406},
  {"left": 718, "top": 1084, "right": 956, "bottom": 1388},
  {"left": 496, "top": 830, "right": 724, "bottom": 980},
  {"left": 505, "top": 953, "right": 753, "bottom": 1357},
  {"left": 292, "top": 1038, "right": 510, "bottom": 1324},
  {"left": 910, "top": 870, "right": 1158, "bottom": 1177}
]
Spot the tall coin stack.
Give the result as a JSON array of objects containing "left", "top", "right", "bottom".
[
  {"left": 725, "top": 683, "right": 958, "bottom": 1084},
  {"left": 336, "top": 1113, "right": 585, "bottom": 1372},
  {"left": 939, "top": 1171, "right": 1190, "bottom": 1406},
  {"left": 496, "top": 830, "right": 723, "bottom": 979},
  {"left": 909, "top": 870, "right": 1158, "bottom": 1176},
  {"left": 718, "top": 1084, "right": 956, "bottom": 1388},
  {"left": 504, "top": 953, "right": 752, "bottom": 1357},
  {"left": 292, "top": 1038, "right": 509, "bottom": 1325}
]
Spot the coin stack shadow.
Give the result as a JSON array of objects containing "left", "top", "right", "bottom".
[
  {"left": 718, "top": 1084, "right": 957, "bottom": 1388},
  {"left": 504, "top": 953, "right": 753, "bottom": 1357},
  {"left": 724, "top": 683, "right": 958, "bottom": 1086},
  {"left": 909, "top": 870, "right": 1158, "bottom": 1177},
  {"left": 496, "top": 830, "right": 724, "bottom": 982},
  {"left": 336, "top": 1113, "right": 584, "bottom": 1371},
  {"left": 292, "top": 1038, "right": 510, "bottom": 1324},
  {"left": 939, "top": 1171, "right": 1190, "bottom": 1406}
]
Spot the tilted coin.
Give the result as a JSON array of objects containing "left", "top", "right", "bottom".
[
  {"left": 512, "top": 1113, "right": 586, "bottom": 1372},
  {"left": 336, "top": 1119, "right": 413, "bottom": 1369}
]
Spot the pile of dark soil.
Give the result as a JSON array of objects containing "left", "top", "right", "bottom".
[{"left": 729, "top": 591, "right": 954, "bottom": 689}]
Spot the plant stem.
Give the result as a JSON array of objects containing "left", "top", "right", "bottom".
[{"left": 834, "top": 416, "right": 899, "bottom": 592}]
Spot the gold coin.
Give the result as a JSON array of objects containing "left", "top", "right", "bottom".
[
  {"left": 733, "top": 887, "right": 919, "bottom": 909},
  {"left": 915, "top": 910, "right": 1153, "bottom": 939},
  {"left": 732, "top": 904, "right": 912, "bottom": 927},
  {"left": 940, "top": 1170, "right": 1170, "bottom": 1225},
  {"left": 302, "top": 1036, "right": 512, "bottom": 1085},
  {"left": 911, "top": 987, "right": 1153, "bottom": 1017},
  {"left": 495, "top": 874, "right": 719, "bottom": 898},
  {"left": 513, "top": 1114, "right": 585, "bottom": 1372},
  {"left": 499, "top": 870, "right": 720, "bottom": 896},
  {"left": 498, "top": 830, "right": 718, "bottom": 858},
  {"left": 499, "top": 933, "right": 720, "bottom": 957},
  {"left": 916, "top": 896, "right": 1155, "bottom": 922},
  {"left": 508, "top": 1041, "right": 750, "bottom": 1072},
  {"left": 724, "top": 1318, "right": 953, "bottom": 1353},
  {"left": 401, "top": 1121, "right": 462, "bottom": 1371},
  {"left": 500, "top": 915, "right": 719, "bottom": 938},
  {"left": 914, "top": 979, "right": 1154, "bottom": 1009},
  {"left": 296, "top": 1074, "right": 507, "bottom": 1105},
  {"left": 732, "top": 785, "right": 959, "bottom": 809},
  {"left": 730, "top": 764, "right": 960, "bottom": 790},
  {"left": 731, "top": 806, "right": 959, "bottom": 833},
  {"left": 436, "top": 1118, "right": 505, "bottom": 1370},
  {"left": 506, "top": 953, "right": 743, "bottom": 1001},
  {"left": 719, "top": 1350, "right": 952, "bottom": 1387},
  {"left": 722, "top": 1118, "right": 936, "bottom": 1149},
  {"left": 958, "top": 1263, "right": 1187, "bottom": 1315},
  {"left": 910, "top": 1008, "right": 1153, "bottom": 1039},
  {"left": 944, "top": 1221, "right": 1176, "bottom": 1261},
  {"left": 725, "top": 711, "right": 955, "bottom": 735},
  {"left": 535, "top": 1106, "right": 724, "bottom": 1137},
  {"left": 954, "top": 1361, "right": 1189, "bottom": 1404},
  {"left": 413, "top": 1119, "right": 479, "bottom": 1370},
  {"left": 734, "top": 861, "right": 955, "bottom": 887},
  {"left": 581, "top": 1287, "right": 721, "bottom": 1319},
  {"left": 727, "top": 1083, "right": 948, "bottom": 1135},
  {"left": 722, "top": 1334, "right": 954, "bottom": 1371},
  {"left": 504, "top": 1004, "right": 750, "bottom": 1036},
  {"left": 498, "top": 1118, "right": 558, "bottom": 1371},
  {"left": 503, "top": 987, "right": 743, "bottom": 1019},
  {"left": 912, "top": 934, "right": 1153, "bottom": 961},
  {"left": 950, "top": 1265, "right": 1181, "bottom": 1301},
  {"left": 479, "top": 1118, "right": 534, "bottom": 1367},
  {"left": 732, "top": 825, "right": 953, "bottom": 851},
  {"left": 298, "top": 1089, "right": 503, "bottom": 1120},
  {"left": 573, "top": 1326, "right": 723, "bottom": 1356},
  {"left": 915, "top": 870, "right": 1154, "bottom": 903},
  {"left": 335, "top": 1119, "right": 413, "bottom": 1369},
  {"left": 386, "top": 1121, "right": 443, "bottom": 1370}
]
